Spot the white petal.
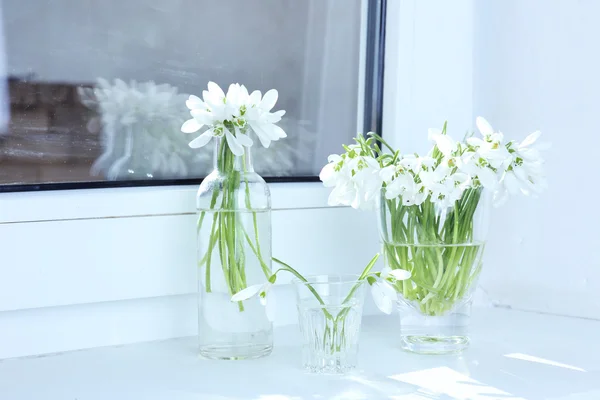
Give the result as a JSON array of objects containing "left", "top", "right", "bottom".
[
  {"left": 191, "top": 109, "right": 214, "bottom": 126},
  {"left": 503, "top": 171, "right": 520, "bottom": 195},
  {"left": 380, "top": 165, "right": 396, "bottom": 183},
  {"left": 188, "top": 131, "right": 213, "bottom": 149},
  {"left": 236, "top": 133, "right": 253, "bottom": 147},
  {"left": 512, "top": 166, "right": 529, "bottom": 183},
  {"left": 319, "top": 163, "right": 337, "bottom": 186},
  {"left": 380, "top": 266, "right": 393, "bottom": 279},
  {"left": 371, "top": 281, "right": 395, "bottom": 314},
  {"left": 231, "top": 284, "right": 263, "bottom": 302},
  {"left": 476, "top": 116, "right": 494, "bottom": 136},
  {"left": 249, "top": 122, "right": 272, "bottom": 148},
  {"left": 477, "top": 167, "right": 498, "bottom": 189},
  {"left": 518, "top": 130, "right": 541, "bottom": 149},
  {"left": 226, "top": 83, "right": 239, "bottom": 104},
  {"left": 432, "top": 134, "right": 455, "bottom": 156},
  {"left": 388, "top": 269, "right": 412, "bottom": 281},
  {"left": 327, "top": 154, "right": 342, "bottom": 163},
  {"left": 427, "top": 128, "right": 442, "bottom": 141},
  {"left": 260, "top": 89, "right": 278, "bottom": 111},
  {"left": 467, "top": 137, "right": 484, "bottom": 147},
  {"left": 224, "top": 128, "right": 244, "bottom": 156},
  {"left": 271, "top": 124, "right": 287, "bottom": 138},
  {"left": 181, "top": 118, "right": 202, "bottom": 133},
  {"left": 519, "top": 148, "right": 542, "bottom": 162},
  {"left": 249, "top": 90, "right": 262, "bottom": 105},
  {"left": 207, "top": 81, "right": 225, "bottom": 99},
  {"left": 186, "top": 95, "right": 204, "bottom": 110}
]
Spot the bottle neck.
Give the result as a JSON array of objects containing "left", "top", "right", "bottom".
[{"left": 213, "top": 137, "right": 253, "bottom": 173}]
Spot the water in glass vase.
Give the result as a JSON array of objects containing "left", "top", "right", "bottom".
[
  {"left": 197, "top": 209, "right": 272, "bottom": 360},
  {"left": 384, "top": 242, "right": 485, "bottom": 354}
]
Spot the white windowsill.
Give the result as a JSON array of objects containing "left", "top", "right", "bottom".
[
  {"left": 0, "top": 181, "right": 333, "bottom": 224},
  {"left": 2, "top": 307, "right": 597, "bottom": 399}
]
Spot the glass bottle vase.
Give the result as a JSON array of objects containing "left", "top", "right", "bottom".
[
  {"left": 378, "top": 187, "right": 490, "bottom": 354},
  {"left": 196, "top": 137, "right": 272, "bottom": 360}
]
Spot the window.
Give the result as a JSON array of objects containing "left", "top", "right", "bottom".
[{"left": 0, "top": 0, "right": 385, "bottom": 191}]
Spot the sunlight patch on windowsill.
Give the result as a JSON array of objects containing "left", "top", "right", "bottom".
[
  {"left": 504, "top": 353, "right": 586, "bottom": 372},
  {"left": 389, "top": 367, "right": 527, "bottom": 400}
]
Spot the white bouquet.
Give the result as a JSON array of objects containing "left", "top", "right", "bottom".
[{"left": 320, "top": 117, "right": 549, "bottom": 315}]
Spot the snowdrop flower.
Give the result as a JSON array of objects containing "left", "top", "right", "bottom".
[
  {"left": 245, "top": 89, "right": 287, "bottom": 148},
  {"left": 231, "top": 282, "right": 272, "bottom": 306},
  {"left": 458, "top": 152, "right": 500, "bottom": 190},
  {"left": 428, "top": 128, "right": 458, "bottom": 157},
  {"left": 349, "top": 157, "right": 384, "bottom": 209},
  {"left": 320, "top": 154, "right": 383, "bottom": 210},
  {"left": 467, "top": 117, "right": 512, "bottom": 170},
  {"left": 182, "top": 82, "right": 286, "bottom": 156},
  {"left": 385, "top": 173, "right": 427, "bottom": 206},
  {"left": 370, "top": 266, "right": 412, "bottom": 314},
  {"left": 419, "top": 156, "right": 437, "bottom": 169},
  {"left": 399, "top": 154, "right": 421, "bottom": 171},
  {"left": 419, "top": 164, "right": 450, "bottom": 189},
  {"left": 493, "top": 129, "right": 549, "bottom": 206},
  {"left": 319, "top": 154, "right": 343, "bottom": 187}
]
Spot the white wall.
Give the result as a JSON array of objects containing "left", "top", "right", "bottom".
[
  {"left": 474, "top": 0, "right": 600, "bottom": 319},
  {"left": 385, "top": 0, "right": 599, "bottom": 319},
  {"left": 383, "top": 0, "right": 474, "bottom": 155},
  {"left": 0, "top": 184, "right": 381, "bottom": 359}
]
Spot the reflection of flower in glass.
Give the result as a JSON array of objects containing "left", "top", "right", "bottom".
[
  {"left": 79, "top": 79, "right": 209, "bottom": 180},
  {"left": 252, "top": 118, "right": 314, "bottom": 177}
]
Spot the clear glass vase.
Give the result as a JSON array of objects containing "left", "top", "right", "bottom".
[
  {"left": 196, "top": 137, "right": 272, "bottom": 360},
  {"left": 293, "top": 275, "right": 366, "bottom": 374},
  {"left": 378, "top": 187, "right": 490, "bottom": 354}
]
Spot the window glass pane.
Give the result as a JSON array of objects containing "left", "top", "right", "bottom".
[{"left": 0, "top": 0, "right": 364, "bottom": 186}]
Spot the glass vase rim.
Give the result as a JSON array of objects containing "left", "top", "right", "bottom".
[{"left": 381, "top": 240, "right": 486, "bottom": 247}]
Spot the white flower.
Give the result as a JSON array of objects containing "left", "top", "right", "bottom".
[
  {"left": 468, "top": 116, "right": 513, "bottom": 170},
  {"left": 419, "top": 156, "right": 437, "bottom": 169},
  {"left": 319, "top": 154, "right": 343, "bottom": 187},
  {"left": 428, "top": 128, "right": 458, "bottom": 157},
  {"left": 384, "top": 173, "right": 427, "bottom": 206},
  {"left": 493, "top": 137, "right": 548, "bottom": 206},
  {"left": 246, "top": 89, "right": 287, "bottom": 148},
  {"left": 230, "top": 282, "right": 272, "bottom": 306},
  {"left": 381, "top": 266, "right": 412, "bottom": 281},
  {"left": 182, "top": 82, "right": 286, "bottom": 156},
  {"left": 399, "top": 154, "right": 420, "bottom": 171},
  {"left": 370, "top": 266, "right": 411, "bottom": 314},
  {"left": 379, "top": 165, "right": 396, "bottom": 183},
  {"left": 458, "top": 152, "right": 499, "bottom": 190},
  {"left": 492, "top": 128, "right": 549, "bottom": 206},
  {"left": 370, "top": 280, "right": 398, "bottom": 314},
  {"left": 321, "top": 155, "right": 382, "bottom": 210},
  {"left": 349, "top": 157, "right": 384, "bottom": 209},
  {"left": 419, "top": 164, "right": 450, "bottom": 189},
  {"left": 420, "top": 164, "right": 471, "bottom": 208}
]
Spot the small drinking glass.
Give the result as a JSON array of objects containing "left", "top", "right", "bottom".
[{"left": 293, "top": 275, "right": 366, "bottom": 374}]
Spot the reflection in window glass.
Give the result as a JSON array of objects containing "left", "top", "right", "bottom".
[{"left": 0, "top": 0, "right": 364, "bottom": 186}]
